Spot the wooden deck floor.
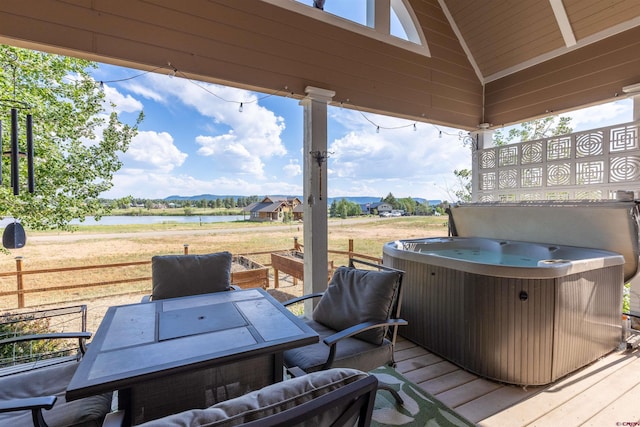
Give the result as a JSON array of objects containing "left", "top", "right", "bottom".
[{"left": 393, "top": 336, "right": 640, "bottom": 426}]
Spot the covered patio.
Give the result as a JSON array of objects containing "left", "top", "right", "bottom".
[
  {"left": 1, "top": 0, "right": 640, "bottom": 425},
  {"left": 1, "top": 0, "right": 640, "bottom": 297}
]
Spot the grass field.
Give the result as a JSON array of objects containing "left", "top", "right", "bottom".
[{"left": 0, "top": 216, "right": 450, "bottom": 317}]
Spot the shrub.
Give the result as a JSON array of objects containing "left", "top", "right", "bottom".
[{"left": 0, "top": 313, "right": 70, "bottom": 368}]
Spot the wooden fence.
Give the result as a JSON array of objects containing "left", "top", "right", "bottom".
[{"left": 0, "top": 239, "right": 382, "bottom": 309}]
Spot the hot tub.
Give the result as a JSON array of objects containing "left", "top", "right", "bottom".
[{"left": 383, "top": 200, "right": 639, "bottom": 386}]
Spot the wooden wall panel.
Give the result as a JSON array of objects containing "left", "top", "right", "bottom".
[{"left": 0, "top": 0, "right": 483, "bottom": 129}]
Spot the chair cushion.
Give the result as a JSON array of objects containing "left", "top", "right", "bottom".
[
  {"left": 283, "top": 319, "right": 394, "bottom": 373},
  {"left": 312, "top": 266, "right": 400, "bottom": 345},
  {"left": 137, "top": 368, "right": 369, "bottom": 427},
  {"left": 0, "top": 361, "right": 112, "bottom": 427},
  {"left": 152, "top": 251, "right": 232, "bottom": 300}
]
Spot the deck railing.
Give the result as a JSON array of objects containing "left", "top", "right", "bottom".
[{"left": 0, "top": 238, "right": 381, "bottom": 309}]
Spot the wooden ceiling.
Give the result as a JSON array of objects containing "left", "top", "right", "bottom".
[
  {"left": 0, "top": 0, "right": 638, "bottom": 130},
  {"left": 441, "top": 0, "right": 640, "bottom": 82}
]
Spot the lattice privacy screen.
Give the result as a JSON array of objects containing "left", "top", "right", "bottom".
[{"left": 476, "top": 121, "right": 640, "bottom": 201}]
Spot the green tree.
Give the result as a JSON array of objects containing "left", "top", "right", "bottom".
[
  {"left": 451, "top": 116, "right": 573, "bottom": 202},
  {"left": 0, "top": 46, "right": 143, "bottom": 230},
  {"left": 415, "top": 201, "right": 433, "bottom": 216},
  {"left": 493, "top": 116, "right": 572, "bottom": 146},
  {"left": 329, "top": 198, "right": 361, "bottom": 218},
  {"left": 397, "top": 197, "right": 416, "bottom": 214},
  {"left": 382, "top": 192, "right": 398, "bottom": 209},
  {"left": 329, "top": 200, "right": 337, "bottom": 217},
  {"left": 452, "top": 169, "right": 473, "bottom": 203}
]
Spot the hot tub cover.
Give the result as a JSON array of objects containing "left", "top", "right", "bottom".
[{"left": 447, "top": 200, "right": 640, "bottom": 282}]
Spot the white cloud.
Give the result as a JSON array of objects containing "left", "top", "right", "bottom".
[
  {"left": 283, "top": 161, "right": 302, "bottom": 177},
  {"left": 140, "top": 73, "right": 287, "bottom": 156},
  {"left": 566, "top": 99, "right": 632, "bottom": 131},
  {"left": 327, "top": 111, "right": 470, "bottom": 199},
  {"left": 124, "top": 131, "right": 187, "bottom": 173},
  {"left": 119, "top": 81, "right": 166, "bottom": 103},
  {"left": 195, "top": 134, "right": 266, "bottom": 178},
  {"left": 103, "top": 84, "right": 143, "bottom": 113}
]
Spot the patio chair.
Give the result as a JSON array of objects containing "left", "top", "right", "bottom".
[
  {"left": 134, "top": 368, "right": 378, "bottom": 427},
  {"left": 0, "top": 305, "right": 113, "bottom": 427},
  {"left": 282, "top": 258, "right": 406, "bottom": 403},
  {"left": 143, "top": 251, "right": 238, "bottom": 301}
]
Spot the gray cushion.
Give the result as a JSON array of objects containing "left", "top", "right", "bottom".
[
  {"left": 138, "top": 368, "right": 369, "bottom": 427},
  {"left": 0, "top": 361, "right": 112, "bottom": 427},
  {"left": 152, "top": 251, "right": 232, "bottom": 300},
  {"left": 283, "top": 319, "right": 394, "bottom": 373},
  {"left": 312, "top": 266, "right": 400, "bottom": 345}
]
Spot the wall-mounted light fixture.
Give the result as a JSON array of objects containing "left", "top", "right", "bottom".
[{"left": 622, "top": 82, "right": 640, "bottom": 94}]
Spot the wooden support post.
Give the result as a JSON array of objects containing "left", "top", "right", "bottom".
[
  {"left": 348, "top": 239, "right": 354, "bottom": 259},
  {"left": 274, "top": 268, "right": 279, "bottom": 288},
  {"left": 15, "top": 256, "right": 24, "bottom": 308},
  {"left": 183, "top": 244, "right": 189, "bottom": 255}
]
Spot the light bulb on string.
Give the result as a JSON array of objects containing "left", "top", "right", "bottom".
[
  {"left": 239, "top": 102, "right": 243, "bottom": 112},
  {"left": 413, "top": 123, "right": 417, "bottom": 131},
  {"left": 376, "top": 126, "right": 380, "bottom": 134}
]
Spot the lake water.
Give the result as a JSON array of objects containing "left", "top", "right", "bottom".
[{"left": 0, "top": 215, "right": 248, "bottom": 227}]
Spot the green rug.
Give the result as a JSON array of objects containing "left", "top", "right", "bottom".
[{"left": 370, "top": 366, "right": 475, "bottom": 427}]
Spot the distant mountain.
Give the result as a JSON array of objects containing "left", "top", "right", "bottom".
[
  {"left": 164, "top": 194, "right": 251, "bottom": 201},
  {"left": 163, "top": 194, "right": 440, "bottom": 205}
]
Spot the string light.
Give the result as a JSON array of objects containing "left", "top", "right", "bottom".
[
  {"left": 92, "top": 62, "right": 470, "bottom": 138},
  {"left": 93, "top": 62, "right": 289, "bottom": 109},
  {"left": 355, "top": 108, "right": 418, "bottom": 132}
]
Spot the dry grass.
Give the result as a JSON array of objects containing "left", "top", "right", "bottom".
[{"left": 0, "top": 216, "right": 449, "bottom": 332}]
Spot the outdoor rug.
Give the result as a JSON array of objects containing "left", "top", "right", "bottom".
[{"left": 370, "top": 366, "right": 475, "bottom": 427}]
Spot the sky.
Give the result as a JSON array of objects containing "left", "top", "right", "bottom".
[{"left": 91, "top": 62, "right": 634, "bottom": 203}]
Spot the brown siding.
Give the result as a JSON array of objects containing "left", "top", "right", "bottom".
[
  {"left": 0, "top": 0, "right": 483, "bottom": 129},
  {"left": 484, "top": 26, "right": 640, "bottom": 127}
]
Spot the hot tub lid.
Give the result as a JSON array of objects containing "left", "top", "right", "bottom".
[{"left": 448, "top": 200, "right": 640, "bottom": 282}]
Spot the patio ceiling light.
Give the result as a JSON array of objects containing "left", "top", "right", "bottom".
[{"left": 622, "top": 82, "right": 640, "bottom": 94}]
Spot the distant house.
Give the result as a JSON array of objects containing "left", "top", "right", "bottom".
[
  {"left": 242, "top": 196, "right": 302, "bottom": 222},
  {"left": 361, "top": 202, "right": 393, "bottom": 215}
]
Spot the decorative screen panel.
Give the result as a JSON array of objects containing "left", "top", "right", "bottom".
[
  {"left": 475, "top": 121, "right": 640, "bottom": 201},
  {"left": 480, "top": 150, "right": 496, "bottom": 169},
  {"left": 576, "top": 131, "right": 604, "bottom": 157}
]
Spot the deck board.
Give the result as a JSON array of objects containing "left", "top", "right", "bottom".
[
  {"left": 417, "top": 369, "right": 479, "bottom": 395},
  {"left": 455, "top": 383, "right": 538, "bottom": 424},
  {"left": 395, "top": 352, "right": 444, "bottom": 372},
  {"left": 586, "top": 381, "right": 640, "bottom": 425},
  {"left": 435, "top": 378, "right": 503, "bottom": 408},
  {"left": 393, "top": 336, "right": 640, "bottom": 426},
  {"left": 480, "top": 349, "right": 638, "bottom": 426},
  {"left": 529, "top": 351, "right": 640, "bottom": 426}
]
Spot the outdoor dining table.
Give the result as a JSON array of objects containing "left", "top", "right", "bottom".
[{"left": 66, "top": 288, "right": 318, "bottom": 425}]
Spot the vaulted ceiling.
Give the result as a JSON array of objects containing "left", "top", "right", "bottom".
[
  {"left": 442, "top": 0, "right": 640, "bottom": 82},
  {"left": 0, "top": 0, "right": 639, "bottom": 130}
]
